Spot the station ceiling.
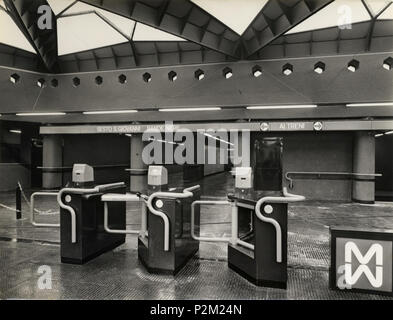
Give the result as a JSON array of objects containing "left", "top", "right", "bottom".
[{"left": 1, "top": 0, "right": 392, "bottom": 73}]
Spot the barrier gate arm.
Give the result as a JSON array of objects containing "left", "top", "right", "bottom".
[
  {"left": 31, "top": 192, "right": 60, "bottom": 227},
  {"left": 146, "top": 185, "right": 200, "bottom": 252},
  {"left": 191, "top": 200, "right": 232, "bottom": 243},
  {"left": 255, "top": 187, "right": 305, "bottom": 263},
  {"left": 57, "top": 182, "right": 125, "bottom": 243},
  {"left": 102, "top": 193, "right": 143, "bottom": 235}
]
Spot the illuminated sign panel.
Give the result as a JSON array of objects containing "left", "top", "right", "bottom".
[{"left": 331, "top": 228, "right": 393, "bottom": 296}]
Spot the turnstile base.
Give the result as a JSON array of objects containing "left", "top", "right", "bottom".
[
  {"left": 61, "top": 239, "right": 125, "bottom": 265},
  {"left": 228, "top": 243, "right": 287, "bottom": 289}
]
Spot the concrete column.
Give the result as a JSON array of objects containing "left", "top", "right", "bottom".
[
  {"left": 0, "top": 121, "right": 3, "bottom": 162},
  {"left": 352, "top": 132, "right": 375, "bottom": 204},
  {"left": 42, "top": 135, "right": 63, "bottom": 189},
  {"left": 130, "top": 134, "right": 147, "bottom": 192}
]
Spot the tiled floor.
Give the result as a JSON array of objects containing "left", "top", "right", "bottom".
[{"left": 0, "top": 172, "right": 392, "bottom": 300}]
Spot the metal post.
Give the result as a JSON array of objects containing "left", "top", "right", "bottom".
[
  {"left": 141, "top": 201, "right": 147, "bottom": 237},
  {"left": 231, "top": 202, "right": 238, "bottom": 245},
  {"left": 16, "top": 185, "right": 21, "bottom": 220}
]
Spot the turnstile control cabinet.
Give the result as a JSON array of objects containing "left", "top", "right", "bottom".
[
  {"left": 228, "top": 194, "right": 288, "bottom": 288},
  {"left": 60, "top": 185, "right": 126, "bottom": 264},
  {"left": 138, "top": 190, "right": 201, "bottom": 275}
]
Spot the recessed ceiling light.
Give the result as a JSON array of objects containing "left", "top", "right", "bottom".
[
  {"left": 118, "top": 74, "right": 127, "bottom": 84},
  {"left": 346, "top": 102, "right": 393, "bottom": 107},
  {"left": 16, "top": 112, "right": 66, "bottom": 116},
  {"left": 385, "top": 131, "right": 393, "bottom": 135},
  {"left": 168, "top": 71, "right": 178, "bottom": 82},
  {"left": 383, "top": 57, "right": 393, "bottom": 70},
  {"left": 195, "top": 69, "right": 205, "bottom": 81},
  {"left": 95, "top": 76, "right": 103, "bottom": 85},
  {"left": 282, "top": 63, "right": 293, "bottom": 76},
  {"left": 9, "top": 129, "right": 21, "bottom": 134},
  {"left": 51, "top": 79, "right": 59, "bottom": 87},
  {"left": 252, "top": 65, "right": 262, "bottom": 77},
  {"left": 83, "top": 110, "right": 138, "bottom": 115},
  {"left": 37, "top": 78, "right": 46, "bottom": 88},
  {"left": 10, "top": 73, "right": 20, "bottom": 84},
  {"left": 314, "top": 61, "right": 325, "bottom": 74},
  {"left": 247, "top": 105, "right": 317, "bottom": 110},
  {"left": 143, "top": 72, "right": 152, "bottom": 83},
  {"left": 223, "top": 67, "right": 233, "bottom": 79},
  {"left": 347, "top": 59, "right": 359, "bottom": 72},
  {"left": 159, "top": 107, "right": 221, "bottom": 112},
  {"left": 73, "top": 77, "right": 80, "bottom": 87}
]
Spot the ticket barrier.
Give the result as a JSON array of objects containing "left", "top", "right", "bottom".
[
  {"left": 191, "top": 167, "right": 304, "bottom": 288},
  {"left": 102, "top": 166, "right": 201, "bottom": 275},
  {"left": 57, "top": 164, "right": 127, "bottom": 264}
]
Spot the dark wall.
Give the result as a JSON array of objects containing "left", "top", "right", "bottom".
[
  {"left": 376, "top": 134, "right": 393, "bottom": 192},
  {"left": 252, "top": 132, "right": 354, "bottom": 201},
  {"left": 62, "top": 134, "right": 130, "bottom": 185}
]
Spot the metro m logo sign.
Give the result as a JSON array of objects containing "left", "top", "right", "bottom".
[
  {"left": 344, "top": 241, "right": 383, "bottom": 288},
  {"left": 333, "top": 234, "right": 393, "bottom": 295}
]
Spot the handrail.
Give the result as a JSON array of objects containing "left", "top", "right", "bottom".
[
  {"left": 285, "top": 171, "right": 382, "bottom": 189},
  {"left": 103, "top": 202, "right": 140, "bottom": 235},
  {"left": 255, "top": 187, "right": 305, "bottom": 263},
  {"left": 146, "top": 185, "right": 200, "bottom": 252},
  {"left": 57, "top": 182, "right": 125, "bottom": 243},
  {"left": 30, "top": 192, "right": 60, "bottom": 227}
]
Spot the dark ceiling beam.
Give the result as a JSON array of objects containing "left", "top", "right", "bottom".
[
  {"left": 364, "top": 1, "right": 393, "bottom": 51},
  {"left": 4, "top": 0, "right": 59, "bottom": 72},
  {"left": 255, "top": 21, "right": 393, "bottom": 59},
  {"left": 79, "top": 0, "right": 241, "bottom": 59},
  {"left": 241, "top": 0, "right": 334, "bottom": 58}
]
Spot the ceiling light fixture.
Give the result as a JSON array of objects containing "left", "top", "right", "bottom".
[
  {"left": 223, "top": 67, "right": 233, "bottom": 79},
  {"left": 143, "top": 72, "right": 152, "bottom": 83},
  {"left": 247, "top": 105, "right": 317, "bottom": 110},
  {"left": 10, "top": 73, "right": 20, "bottom": 84},
  {"left": 195, "top": 69, "right": 205, "bottom": 81},
  {"left": 168, "top": 71, "right": 178, "bottom": 82},
  {"left": 83, "top": 110, "right": 138, "bottom": 115},
  {"left": 383, "top": 57, "right": 393, "bottom": 70},
  {"left": 282, "top": 63, "right": 293, "bottom": 76},
  {"left": 16, "top": 112, "right": 66, "bottom": 116},
  {"left": 73, "top": 77, "right": 80, "bottom": 87},
  {"left": 37, "top": 78, "right": 46, "bottom": 88},
  {"left": 346, "top": 102, "right": 393, "bottom": 107},
  {"left": 118, "top": 74, "right": 127, "bottom": 84},
  {"left": 9, "top": 130, "right": 21, "bottom": 134},
  {"left": 347, "top": 59, "right": 359, "bottom": 72},
  {"left": 95, "top": 76, "right": 103, "bottom": 85},
  {"left": 385, "top": 131, "right": 393, "bottom": 135},
  {"left": 159, "top": 107, "right": 221, "bottom": 112},
  {"left": 51, "top": 79, "right": 59, "bottom": 87},
  {"left": 252, "top": 65, "right": 262, "bottom": 77},
  {"left": 314, "top": 61, "right": 325, "bottom": 74}
]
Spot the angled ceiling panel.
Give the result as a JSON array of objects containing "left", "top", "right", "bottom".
[
  {"left": 241, "top": 0, "right": 334, "bottom": 57},
  {"left": 79, "top": 0, "right": 241, "bottom": 58},
  {"left": 365, "top": 0, "right": 392, "bottom": 16},
  {"left": 62, "top": 1, "right": 136, "bottom": 38},
  {"left": 47, "top": 0, "right": 75, "bottom": 15},
  {"left": 132, "top": 22, "right": 185, "bottom": 41},
  {"left": 57, "top": 13, "right": 129, "bottom": 55},
  {"left": 190, "top": 0, "right": 269, "bottom": 35},
  {"left": 378, "top": 2, "right": 393, "bottom": 19},
  {"left": 0, "top": 8, "right": 36, "bottom": 52}
]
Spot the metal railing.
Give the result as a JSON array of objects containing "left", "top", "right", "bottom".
[
  {"left": 146, "top": 185, "right": 200, "bottom": 252},
  {"left": 285, "top": 171, "right": 382, "bottom": 189}
]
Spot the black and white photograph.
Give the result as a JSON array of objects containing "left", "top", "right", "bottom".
[{"left": 0, "top": 0, "right": 393, "bottom": 307}]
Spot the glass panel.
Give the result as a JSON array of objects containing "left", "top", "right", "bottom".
[{"left": 132, "top": 22, "right": 185, "bottom": 41}]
